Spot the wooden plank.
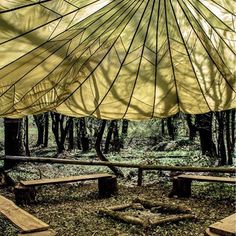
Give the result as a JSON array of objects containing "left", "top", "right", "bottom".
[
  {"left": 177, "top": 175, "right": 236, "bottom": 184},
  {"left": 209, "top": 213, "right": 236, "bottom": 236},
  {"left": 0, "top": 195, "right": 49, "bottom": 233},
  {"left": 21, "top": 173, "right": 113, "bottom": 186},
  {"left": 18, "top": 229, "right": 57, "bottom": 236}
]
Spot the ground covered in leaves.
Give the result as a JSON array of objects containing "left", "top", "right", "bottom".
[{"left": 0, "top": 159, "right": 235, "bottom": 236}]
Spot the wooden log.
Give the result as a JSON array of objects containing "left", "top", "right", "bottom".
[
  {"left": 133, "top": 198, "right": 192, "bottom": 214},
  {"left": 137, "top": 168, "right": 143, "bottom": 186},
  {"left": 149, "top": 214, "right": 195, "bottom": 226},
  {"left": 131, "top": 203, "right": 145, "bottom": 210},
  {"left": 4, "top": 156, "right": 236, "bottom": 173},
  {"left": 107, "top": 204, "right": 132, "bottom": 211},
  {"left": 99, "top": 208, "right": 148, "bottom": 227},
  {"left": 107, "top": 203, "right": 144, "bottom": 211},
  {"left": 99, "top": 208, "right": 194, "bottom": 227},
  {"left": 98, "top": 176, "right": 118, "bottom": 197}
]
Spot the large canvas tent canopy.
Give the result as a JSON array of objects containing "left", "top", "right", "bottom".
[{"left": 0, "top": 0, "right": 235, "bottom": 120}]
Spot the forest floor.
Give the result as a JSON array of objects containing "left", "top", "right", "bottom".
[{"left": 0, "top": 138, "right": 235, "bottom": 236}]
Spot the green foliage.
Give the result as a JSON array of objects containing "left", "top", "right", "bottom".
[{"left": 127, "top": 119, "right": 161, "bottom": 139}]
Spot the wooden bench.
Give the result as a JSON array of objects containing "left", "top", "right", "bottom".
[
  {"left": 169, "top": 174, "right": 236, "bottom": 198},
  {"left": 205, "top": 213, "right": 236, "bottom": 236},
  {"left": 18, "top": 230, "right": 57, "bottom": 236},
  {"left": 0, "top": 195, "right": 56, "bottom": 235},
  {"left": 15, "top": 173, "right": 117, "bottom": 204}
]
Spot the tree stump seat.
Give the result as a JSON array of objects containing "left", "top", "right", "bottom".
[
  {"left": 205, "top": 213, "right": 236, "bottom": 236},
  {"left": 0, "top": 195, "right": 56, "bottom": 235},
  {"left": 169, "top": 174, "right": 236, "bottom": 198},
  {"left": 15, "top": 173, "right": 117, "bottom": 204}
]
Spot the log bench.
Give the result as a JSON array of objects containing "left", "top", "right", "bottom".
[
  {"left": 169, "top": 174, "right": 236, "bottom": 198},
  {"left": 0, "top": 195, "right": 56, "bottom": 235},
  {"left": 205, "top": 213, "right": 236, "bottom": 236},
  {"left": 15, "top": 173, "right": 117, "bottom": 204}
]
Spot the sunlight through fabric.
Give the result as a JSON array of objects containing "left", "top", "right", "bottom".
[{"left": 0, "top": 0, "right": 235, "bottom": 119}]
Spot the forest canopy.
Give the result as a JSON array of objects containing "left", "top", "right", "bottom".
[{"left": 0, "top": 0, "right": 235, "bottom": 119}]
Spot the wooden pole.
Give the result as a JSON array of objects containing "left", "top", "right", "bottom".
[{"left": 3, "top": 156, "right": 236, "bottom": 173}]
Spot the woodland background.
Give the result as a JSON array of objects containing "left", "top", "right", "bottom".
[{"left": 1, "top": 109, "right": 235, "bottom": 169}]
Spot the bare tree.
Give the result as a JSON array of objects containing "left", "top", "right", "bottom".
[{"left": 4, "top": 118, "right": 25, "bottom": 169}]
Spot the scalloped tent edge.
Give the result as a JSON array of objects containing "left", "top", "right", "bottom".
[{"left": 0, "top": 0, "right": 235, "bottom": 120}]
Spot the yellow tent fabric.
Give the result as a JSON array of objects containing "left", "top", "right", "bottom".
[{"left": 0, "top": 0, "right": 235, "bottom": 120}]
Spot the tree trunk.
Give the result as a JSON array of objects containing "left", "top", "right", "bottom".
[
  {"left": 186, "top": 114, "right": 196, "bottom": 141},
  {"left": 231, "top": 109, "right": 235, "bottom": 163},
  {"left": 24, "top": 116, "right": 30, "bottom": 156},
  {"left": 167, "top": 117, "right": 175, "bottom": 140},
  {"left": 33, "top": 114, "right": 45, "bottom": 147},
  {"left": 215, "top": 111, "right": 227, "bottom": 165},
  {"left": 75, "top": 119, "right": 81, "bottom": 149},
  {"left": 95, "top": 120, "right": 123, "bottom": 177},
  {"left": 120, "top": 120, "right": 128, "bottom": 148},
  {"left": 4, "top": 118, "right": 25, "bottom": 169},
  {"left": 80, "top": 118, "right": 89, "bottom": 152},
  {"left": 68, "top": 118, "right": 74, "bottom": 150},
  {"left": 113, "top": 121, "right": 120, "bottom": 152},
  {"left": 225, "top": 110, "right": 232, "bottom": 165},
  {"left": 44, "top": 113, "right": 49, "bottom": 148},
  {"left": 161, "top": 119, "right": 165, "bottom": 136},
  {"left": 51, "top": 113, "right": 62, "bottom": 153},
  {"left": 51, "top": 113, "right": 72, "bottom": 154},
  {"left": 196, "top": 113, "right": 217, "bottom": 159},
  {"left": 104, "top": 121, "right": 114, "bottom": 154}
]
